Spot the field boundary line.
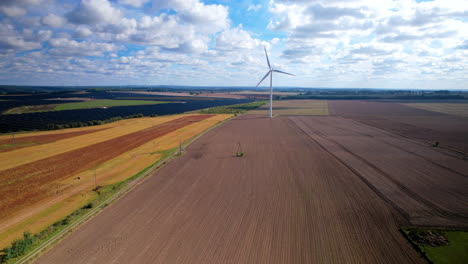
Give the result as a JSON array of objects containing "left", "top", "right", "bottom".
[{"left": 13, "top": 114, "right": 233, "bottom": 264}]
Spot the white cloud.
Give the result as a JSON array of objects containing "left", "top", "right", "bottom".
[
  {"left": 48, "top": 38, "right": 120, "bottom": 56},
  {"left": 216, "top": 26, "right": 264, "bottom": 51},
  {"left": 0, "top": 6, "right": 27, "bottom": 17},
  {"left": 0, "top": 22, "right": 42, "bottom": 51},
  {"left": 42, "top": 14, "right": 66, "bottom": 28},
  {"left": 262, "top": 0, "right": 468, "bottom": 88},
  {"left": 74, "top": 26, "right": 93, "bottom": 38},
  {"left": 118, "top": 0, "right": 150, "bottom": 8},
  {"left": 0, "top": 0, "right": 466, "bottom": 88},
  {"left": 247, "top": 4, "right": 262, "bottom": 12},
  {"left": 67, "top": 0, "right": 123, "bottom": 25},
  {"left": 0, "top": 37, "right": 41, "bottom": 51},
  {"left": 36, "top": 30, "right": 53, "bottom": 42},
  {"left": 0, "top": 0, "right": 42, "bottom": 17},
  {"left": 151, "top": 0, "right": 229, "bottom": 33}
]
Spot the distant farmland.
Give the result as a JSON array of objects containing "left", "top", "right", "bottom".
[
  {"left": 329, "top": 100, "right": 468, "bottom": 152},
  {"left": 4, "top": 100, "right": 168, "bottom": 114},
  {"left": 403, "top": 103, "right": 468, "bottom": 117},
  {"left": 248, "top": 100, "right": 328, "bottom": 115},
  {"left": 0, "top": 91, "right": 252, "bottom": 133}
]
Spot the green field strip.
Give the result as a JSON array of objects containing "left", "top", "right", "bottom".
[
  {"left": 3, "top": 100, "right": 169, "bottom": 114},
  {"left": 54, "top": 100, "right": 168, "bottom": 111}
]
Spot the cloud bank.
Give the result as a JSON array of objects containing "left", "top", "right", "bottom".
[{"left": 0, "top": 0, "right": 466, "bottom": 89}]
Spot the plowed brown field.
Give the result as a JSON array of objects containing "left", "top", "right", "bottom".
[
  {"left": 329, "top": 100, "right": 468, "bottom": 152},
  {"left": 0, "top": 115, "right": 213, "bottom": 220},
  {"left": 289, "top": 116, "right": 468, "bottom": 227},
  {"left": 35, "top": 115, "right": 427, "bottom": 264}
]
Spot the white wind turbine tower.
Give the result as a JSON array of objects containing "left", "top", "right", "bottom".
[{"left": 256, "top": 47, "right": 295, "bottom": 118}]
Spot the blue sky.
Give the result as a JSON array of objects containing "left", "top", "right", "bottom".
[{"left": 0, "top": 0, "right": 467, "bottom": 89}]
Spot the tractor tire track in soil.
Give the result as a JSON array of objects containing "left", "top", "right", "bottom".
[
  {"left": 289, "top": 116, "right": 468, "bottom": 226},
  {"left": 306, "top": 116, "right": 468, "bottom": 180},
  {"left": 285, "top": 117, "right": 411, "bottom": 220},
  {"left": 332, "top": 116, "right": 468, "bottom": 177},
  {"left": 0, "top": 115, "right": 214, "bottom": 220},
  {"left": 328, "top": 100, "right": 468, "bottom": 153},
  {"left": 35, "top": 115, "right": 424, "bottom": 264}
]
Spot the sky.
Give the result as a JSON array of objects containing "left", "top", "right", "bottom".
[{"left": 0, "top": 0, "right": 467, "bottom": 89}]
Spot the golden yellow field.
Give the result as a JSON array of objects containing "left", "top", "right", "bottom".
[
  {"left": 0, "top": 114, "right": 231, "bottom": 248},
  {"left": 404, "top": 103, "right": 468, "bottom": 117},
  {"left": 248, "top": 100, "right": 329, "bottom": 116}
]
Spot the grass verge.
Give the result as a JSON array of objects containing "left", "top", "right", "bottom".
[{"left": 400, "top": 227, "right": 468, "bottom": 264}]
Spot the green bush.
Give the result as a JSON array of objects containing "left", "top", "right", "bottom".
[
  {"left": 1, "top": 232, "right": 35, "bottom": 262},
  {"left": 81, "top": 203, "right": 93, "bottom": 209}
]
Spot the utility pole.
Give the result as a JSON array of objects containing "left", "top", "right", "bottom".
[
  {"left": 94, "top": 168, "right": 97, "bottom": 189},
  {"left": 179, "top": 139, "right": 183, "bottom": 155}
]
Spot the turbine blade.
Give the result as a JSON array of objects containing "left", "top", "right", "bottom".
[
  {"left": 272, "top": 69, "right": 295, "bottom": 76},
  {"left": 264, "top": 47, "right": 271, "bottom": 69},
  {"left": 256, "top": 71, "right": 271, "bottom": 87}
]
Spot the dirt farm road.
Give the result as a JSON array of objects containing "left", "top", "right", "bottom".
[{"left": 34, "top": 115, "right": 430, "bottom": 264}]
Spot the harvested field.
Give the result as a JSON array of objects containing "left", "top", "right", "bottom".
[
  {"left": 0, "top": 115, "right": 189, "bottom": 170},
  {"left": 328, "top": 100, "right": 446, "bottom": 116},
  {"left": 0, "top": 127, "right": 108, "bottom": 153},
  {"left": 404, "top": 103, "right": 468, "bottom": 117},
  {"left": 289, "top": 116, "right": 468, "bottom": 227},
  {"left": 35, "top": 115, "right": 426, "bottom": 264},
  {"left": 3, "top": 104, "right": 57, "bottom": 114},
  {"left": 45, "top": 97, "right": 95, "bottom": 101},
  {"left": 248, "top": 100, "right": 328, "bottom": 115},
  {"left": 0, "top": 114, "right": 230, "bottom": 248},
  {"left": 350, "top": 115, "right": 468, "bottom": 152},
  {"left": 329, "top": 100, "right": 468, "bottom": 152},
  {"left": 114, "top": 91, "right": 247, "bottom": 99},
  {"left": 231, "top": 91, "right": 299, "bottom": 95},
  {"left": 0, "top": 115, "right": 213, "bottom": 220}
]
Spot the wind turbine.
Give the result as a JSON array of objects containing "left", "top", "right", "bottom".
[{"left": 256, "top": 47, "right": 294, "bottom": 118}]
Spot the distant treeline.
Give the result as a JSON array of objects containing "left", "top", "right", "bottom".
[
  {"left": 3, "top": 85, "right": 467, "bottom": 95},
  {"left": 283, "top": 94, "right": 466, "bottom": 100}
]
